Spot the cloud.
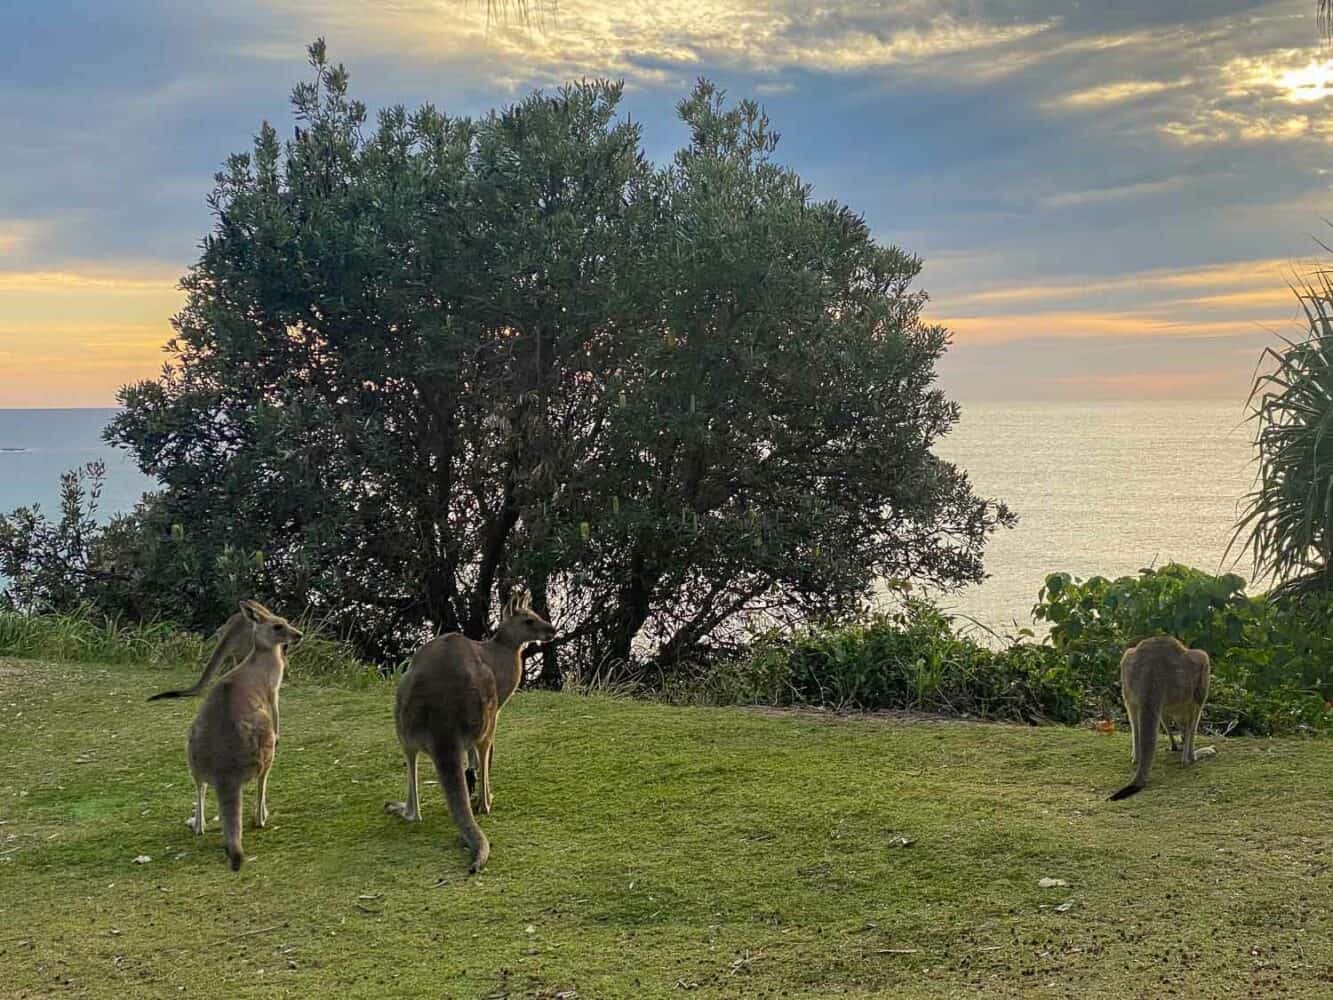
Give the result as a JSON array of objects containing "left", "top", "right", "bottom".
[
  {"left": 1039, "top": 175, "right": 1189, "bottom": 208},
  {"left": 0, "top": 265, "right": 181, "bottom": 405},
  {"left": 0, "top": 269, "right": 179, "bottom": 294},
  {"left": 255, "top": 1, "right": 1055, "bottom": 88},
  {"left": 1053, "top": 78, "right": 1185, "bottom": 109},
  {"left": 939, "top": 258, "right": 1307, "bottom": 311},
  {"left": 939, "top": 310, "right": 1268, "bottom": 344},
  {"left": 0, "top": 219, "right": 46, "bottom": 256},
  {"left": 931, "top": 256, "right": 1310, "bottom": 349}
]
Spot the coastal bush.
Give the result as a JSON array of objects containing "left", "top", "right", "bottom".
[
  {"left": 660, "top": 600, "right": 1090, "bottom": 726},
  {"left": 654, "top": 570, "right": 1331, "bottom": 736},
  {"left": 0, "top": 462, "right": 264, "bottom": 633},
  {"left": 88, "top": 42, "right": 1008, "bottom": 671},
  {"left": 1034, "top": 564, "right": 1332, "bottom": 735}
]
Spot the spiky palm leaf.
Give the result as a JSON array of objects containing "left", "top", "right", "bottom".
[{"left": 1232, "top": 268, "right": 1333, "bottom": 598}]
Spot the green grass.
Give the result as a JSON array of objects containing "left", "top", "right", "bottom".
[{"left": 1, "top": 658, "right": 1331, "bottom": 999}]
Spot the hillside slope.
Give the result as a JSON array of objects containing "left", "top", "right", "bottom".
[{"left": 1, "top": 659, "right": 1330, "bottom": 998}]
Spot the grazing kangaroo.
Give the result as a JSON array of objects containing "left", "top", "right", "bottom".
[
  {"left": 385, "top": 591, "right": 556, "bottom": 873},
  {"left": 148, "top": 610, "right": 253, "bottom": 701},
  {"left": 186, "top": 600, "right": 302, "bottom": 870},
  {"left": 1109, "top": 635, "right": 1215, "bottom": 801}
]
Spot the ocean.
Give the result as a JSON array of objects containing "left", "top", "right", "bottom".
[
  {"left": 0, "top": 409, "right": 154, "bottom": 524},
  {"left": 0, "top": 404, "right": 1256, "bottom": 631},
  {"left": 932, "top": 401, "right": 1255, "bottom": 634}
]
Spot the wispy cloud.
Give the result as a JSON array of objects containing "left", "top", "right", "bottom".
[
  {"left": 254, "top": 1, "right": 1055, "bottom": 87},
  {"left": 0, "top": 264, "right": 181, "bottom": 404},
  {"left": 0, "top": 269, "right": 179, "bottom": 293},
  {"left": 1040, "top": 176, "right": 1190, "bottom": 208},
  {"left": 1054, "top": 78, "right": 1186, "bottom": 109},
  {"left": 939, "top": 258, "right": 1307, "bottom": 311},
  {"left": 941, "top": 310, "right": 1269, "bottom": 344},
  {"left": 933, "top": 256, "right": 1309, "bottom": 349}
]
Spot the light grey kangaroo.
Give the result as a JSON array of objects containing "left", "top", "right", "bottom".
[
  {"left": 385, "top": 591, "right": 555, "bottom": 873},
  {"left": 148, "top": 610, "right": 253, "bottom": 701},
  {"left": 186, "top": 600, "right": 302, "bottom": 870},
  {"left": 1109, "top": 635, "right": 1215, "bottom": 801}
]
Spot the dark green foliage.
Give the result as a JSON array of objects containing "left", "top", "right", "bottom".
[
  {"left": 1233, "top": 269, "right": 1333, "bottom": 598},
  {"left": 0, "top": 462, "right": 264, "bottom": 630},
  {"left": 671, "top": 600, "right": 1087, "bottom": 726},
  {"left": 1034, "top": 564, "right": 1332, "bottom": 735},
  {"left": 0, "top": 462, "right": 107, "bottom": 614},
  {"left": 94, "top": 44, "right": 1007, "bottom": 666},
  {"left": 662, "top": 566, "right": 1332, "bottom": 736}
]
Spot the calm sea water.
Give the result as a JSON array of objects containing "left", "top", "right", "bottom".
[
  {"left": 0, "top": 409, "right": 154, "bottom": 522},
  {"left": 0, "top": 404, "right": 1255, "bottom": 631},
  {"left": 933, "top": 401, "right": 1254, "bottom": 634}
]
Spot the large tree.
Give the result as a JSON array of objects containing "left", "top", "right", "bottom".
[{"left": 106, "top": 41, "right": 1011, "bottom": 671}]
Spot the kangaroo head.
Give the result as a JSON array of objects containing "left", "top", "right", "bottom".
[
  {"left": 496, "top": 590, "right": 557, "bottom": 647},
  {"left": 239, "top": 599, "right": 304, "bottom": 650}
]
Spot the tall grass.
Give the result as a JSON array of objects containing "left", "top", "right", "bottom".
[{"left": 0, "top": 606, "right": 381, "bottom": 687}]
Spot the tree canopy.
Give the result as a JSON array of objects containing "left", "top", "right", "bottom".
[{"left": 93, "top": 41, "right": 1012, "bottom": 670}]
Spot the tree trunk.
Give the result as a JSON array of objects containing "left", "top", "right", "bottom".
[{"left": 530, "top": 574, "right": 562, "bottom": 688}]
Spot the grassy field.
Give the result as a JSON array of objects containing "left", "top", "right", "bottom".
[{"left": 1, "top": 658, "right": 1330, "bottom": 999}]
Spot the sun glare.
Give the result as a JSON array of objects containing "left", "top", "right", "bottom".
[{"left": 1274, "top": 59, "right": 1333, "bottom": 102}]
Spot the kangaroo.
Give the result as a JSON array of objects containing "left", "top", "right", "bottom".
[
  {"left": 1109, "top": 635, "right": 1215, "bottom": 801},
  {"left": 384, "top": 591, "right": 555, "bottom": 873},
  {"left": 148, "top": 610, "right": 254, "bottom": 701},
  {"left": 186, "top": 600, "right": 302, "bottom": 870}
]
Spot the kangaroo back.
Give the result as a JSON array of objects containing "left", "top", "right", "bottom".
[
  {"left": 431, "top": 742, "right": 490, "bottom": 873},
  {"left": 149, "top": 612, "right": 252, "bottom": 701}
]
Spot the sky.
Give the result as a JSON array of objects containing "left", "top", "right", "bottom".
[{"left": 2, "top": 0, "right": 1333, "bottom": 406}]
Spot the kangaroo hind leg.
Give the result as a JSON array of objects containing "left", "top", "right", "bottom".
[{"left": 385, "top": 748, "right": 422, "bottom": 821}]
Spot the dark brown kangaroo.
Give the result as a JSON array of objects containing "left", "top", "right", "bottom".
[{"left": 385, "top": 591, "right": 555, "bottom": 873}]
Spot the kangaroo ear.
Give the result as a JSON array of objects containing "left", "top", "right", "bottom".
[
  {"left": 239, "top": 601, "right": 265, "bottom": 624},
  {"left": 500, "top": 596, "right": 515, "bottom": 619},
  {"left": 240, "top": 599, "right": 278, "bottom": 622}
]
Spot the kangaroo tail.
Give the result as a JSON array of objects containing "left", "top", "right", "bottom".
[
  {"left": 217, "top": 782, "right": 245, "bottom": 871},
  {"left": 1109, "top": 701, "right": 1160, "bottom": 801},
  {"left": 432, "top": 744, "right": 489, "bottom": 874},
  {"left": 148, "top": 613, "right": 248, "bottom": 702}
]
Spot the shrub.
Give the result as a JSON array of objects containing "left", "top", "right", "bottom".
[
  {"left": 670, "top": 600, "right": 1089, "bottom": 726},
  {"left": 1034, "top": 564, "right": 1333, "bottom": 735}
]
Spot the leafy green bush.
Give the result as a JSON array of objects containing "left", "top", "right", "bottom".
[
  {"left": 662, "top": 567, "right": 1332, "bottom": 736},
  {"left": 0, "top": 607, "right": 380, "bottom": 688},
  {"left": 670, "top": 600, "right": 1088, "bottom": 725},
  {"left": 1034, "top": 564, "right": 1332, "bottom": 735}
]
